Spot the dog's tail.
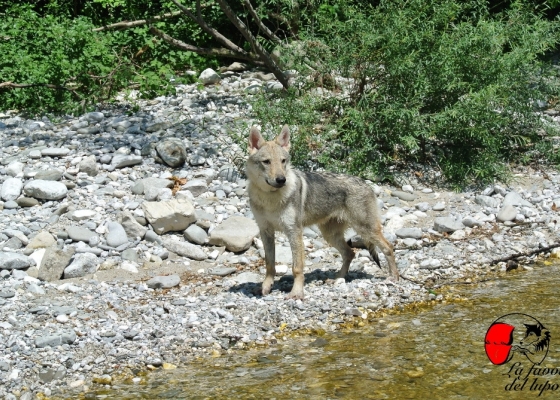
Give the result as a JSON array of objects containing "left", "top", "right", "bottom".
[
  {"left": 368, "top": 246, "right": 382, "bottom": 268},
  {"left": 347, "top": 238, "right": 381, "bottom": 267}
]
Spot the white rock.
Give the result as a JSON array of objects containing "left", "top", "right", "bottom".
[
  {"left": 385, "top": 207, "right": 406, "bottom": 219},
  {"left": 1, "top": 177, "right": 23, "bottom": 201},
  {"left": 449, "top": 230, "right": 466, "bottom": 240},
  {"left": 63, "top": 253, "right": 99, "bottom": 278},
  {"left": 24, "top": 180, "right": 68, "bottom": 200},
  {"left": 71, "top": 210, "right": 98, "bottom": 221},
  {"left": 28, "top": 150, "right": 42, "bottom": 159},
  {"left": 503, "top": 191, "right": 533, "bottom": 207},
  {"left": 41, "top": 148, "right": 71, "bottom": 157},
  {"left": 413, "top": 211, "right": 427, "bottom": 218},
  {"left": 384, "top": 215, "right": 405, "bottom": 233},
  {"left": 163, "top": 239, "right": 206, "bottom": 260},
  {"left": 6, "top": 161, "right": 24, "bottom": 177},
  {"left": 199, "top": 68, "right": 221, "bottom": 85},
  {"left": 111, "top": 154, "right": 142, "bottom": 168},
  {"left": 57, "top": 283, "right": 83, "bottom": 293},
  {"left": 29, "top": 248, "right": 47, "bottom": 268},
  {"left": 56, "top": 315, "right": 69, "bottom": 323},
  {"left": 402, "top": 184, "right": 414, "bottom": 193},
  {"left": 119, "top": 261, "right": 139, "bottom": 273},
  {"left": 497, "top": 205, "right": 517, "bottom": 222},
  {"left": 276, "top": 264, "right": 289, "bottom": 275}
]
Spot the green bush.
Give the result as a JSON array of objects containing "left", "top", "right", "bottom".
[
  {"left": 251, "top": 0, "right": 560, "bottom": 186},
  {"left": 0, "top": 4, "right": 205, "bottom": 114}
]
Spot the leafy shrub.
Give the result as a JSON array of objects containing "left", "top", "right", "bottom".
[
  {"left": 251, "top": 0, "right": 560, "bottom": 186},
  {"left": 0, "top": 4, "right": 204, "bottom": 114}
]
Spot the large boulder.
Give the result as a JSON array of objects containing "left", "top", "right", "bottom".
[
  {"left": 155, "top": 139, "right": 187, "bottom": 168},
  {"left": 24, "top": 180, "right": 68, "bottom": 200},
  {"left": 208, "top": 216, "right": 259, "bottom": 252},
  {"left": 37, "top": 246, "right": 75, "bottom": 282},
  {"left": 142, "top": 199, "right": 196, "bottom": 235}
]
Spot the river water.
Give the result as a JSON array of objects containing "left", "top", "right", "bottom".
[{"left": 84, "top": 261, "right": 560, "bottom": 399}]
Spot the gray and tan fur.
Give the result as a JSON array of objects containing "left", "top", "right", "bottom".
[{"left": 246, "top": 125, "right": 399, "bottom": 299}]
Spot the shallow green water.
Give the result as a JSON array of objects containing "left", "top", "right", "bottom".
[{"left": 87, "top": 262, "right": 560, "bottom": 400}]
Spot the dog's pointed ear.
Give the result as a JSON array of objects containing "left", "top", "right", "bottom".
[
  {"left": 248, "top": 126, "right": 265, "bottom": 155},
  {"left": 275, "top": 125, "right": 291, "bottom": 151}
]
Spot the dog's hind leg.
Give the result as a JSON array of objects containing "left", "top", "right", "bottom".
[{"left": 318, "top": 220, "right": 355, "bottom": 279}]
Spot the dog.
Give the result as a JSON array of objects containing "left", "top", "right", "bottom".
[{"left": 246, "top": 125, "right": 399, "bottom": 299}]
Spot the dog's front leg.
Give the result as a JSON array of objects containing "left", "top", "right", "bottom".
[
  {"left": 285, "top": 227, "right": 305, "bottom": 300},
  {"left": 260, "top": 227, "right": 276, "bottom": 296}
]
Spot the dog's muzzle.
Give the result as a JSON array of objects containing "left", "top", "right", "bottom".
[{"left": 267, "top": 176, "right": 286, "bottom": 188}]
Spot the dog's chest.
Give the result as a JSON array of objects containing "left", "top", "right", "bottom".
[{"left": 248, "top": 191, "right": 298, "bottom": 230}]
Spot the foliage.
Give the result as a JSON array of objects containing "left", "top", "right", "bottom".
[
  {"left": 0, "top": 3, "right": 211, "bottom": 114},
  {"left": 251, "top": 0, "right": 560, "bottom": 186}
]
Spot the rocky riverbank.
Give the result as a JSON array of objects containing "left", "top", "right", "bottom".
[{"left": 1, "top": 67, "right": 560, "bottom": 399}]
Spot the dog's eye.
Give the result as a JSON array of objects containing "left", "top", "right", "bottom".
[
  {"left": 281, "top": 159, "right": 286, "bottom": 164},
  {"left": 262, "top": 160, "right": 270, "bottom": 165}
]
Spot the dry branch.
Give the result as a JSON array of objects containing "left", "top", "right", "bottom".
[
  {"left": 490, "top": 242, "right": 560, "bottom": 265},
  {"left": 216, "top": 0, "right": 289, "bottom": 88},
  {"left": 171, "top": 0, "right": 247, "bottom": 56},
  {"left": 243, "top": 0, "right": 281, "bottom": 44},
  {"left": 148, "top": 26, "right": 263, "bottom": 65}
]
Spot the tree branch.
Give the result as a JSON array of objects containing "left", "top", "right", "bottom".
[
  {"left": 243, "top": 0, "right": 281, "bottom": 44},
  {"left": 93, "top": 11, "right": 183, "bottom": 32},
  {"left": 0, "top": 81, "right": 82, "bottom": 99},
  {"left": 215, "top": 0, "right": 289, "bottom": 88},
  {"left": 148, "top": 26, "right": 264, "bottom": 65},
  {"left": 171, "top": 0, "right": 247, "bottom": 56}
]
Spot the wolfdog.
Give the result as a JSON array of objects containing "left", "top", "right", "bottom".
[{"left": 246, "top": 125, "right": 399, "bottom": 299}]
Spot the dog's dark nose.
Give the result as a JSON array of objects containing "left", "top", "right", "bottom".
[{"left": 276, "top": 176, "right": 286, "bottom": 185}]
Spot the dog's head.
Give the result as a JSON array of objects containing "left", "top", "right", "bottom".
[{"left": 247, "top": 125, "right": 291, "bottom": 190}]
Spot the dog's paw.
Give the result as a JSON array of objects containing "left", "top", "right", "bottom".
[
  {"left": 261, "top": 280, "right": 274, "bottom": 296},
  {"left": 285, "top": 290, "right": 304, "bottom": 300},
  {"left": 387, "top": 274, "right": 400, "bottom": 283}
]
